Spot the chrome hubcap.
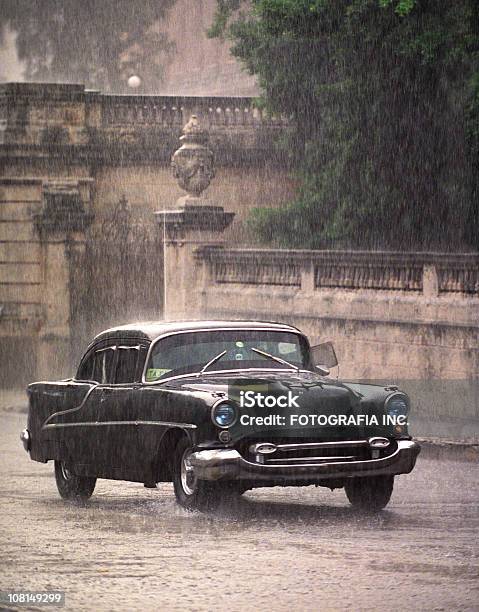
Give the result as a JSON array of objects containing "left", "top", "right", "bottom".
[
  {"left": 61, "top": 462, "right": 72, "bottom": 480},
  {"left": 180, "top": 449, "right": 197, "bottom": 496}
]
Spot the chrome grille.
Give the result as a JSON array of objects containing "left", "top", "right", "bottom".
[{"left": 242, "top": 438, "right": 396, "bottom": 466}]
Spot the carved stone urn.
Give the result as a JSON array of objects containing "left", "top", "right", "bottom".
[
  {"left": 158, "top": 113, "right": 233, "bottom": 242},
  {"left": 171, "top": 115, "right": 215, "bottom": 200}
]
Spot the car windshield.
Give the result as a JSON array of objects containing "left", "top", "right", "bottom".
[{"left": 145, "top": 330, "right": 309, "bottom": 381}]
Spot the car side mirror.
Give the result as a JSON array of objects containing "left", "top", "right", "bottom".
[{"left": 310, "top": 341, "right": 338, "bottom": 375}]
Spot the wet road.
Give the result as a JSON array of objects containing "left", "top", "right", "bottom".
[{"left": 1, "top": 412, "right": 478, "bottom": 612}]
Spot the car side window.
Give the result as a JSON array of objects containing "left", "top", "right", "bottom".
[
  {"left": 115, "top": 346, "right": 140, "bottom": 384},
  {"left": 92, "top": 347, "right": 116, "bottom": 384},
  {"left": 76, "top": 352, "right": 96, "bottom": 381}
]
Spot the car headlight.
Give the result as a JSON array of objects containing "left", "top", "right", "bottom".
[
  {"left": 385, "top": 393, "right": 409, "bottom": 417},
  {"left": 211, "top": 401, "right": 237, "bottom": 428}
]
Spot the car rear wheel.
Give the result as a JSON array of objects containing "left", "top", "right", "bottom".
[
  {"left": 344, "top": 476, "right": 394, "bottom": 511},
  {"left": 172, "top": 438, "right": 239, "bottom": 511},
  {"left": 54, "top": 460, "right": 97, "bottom": 500}
]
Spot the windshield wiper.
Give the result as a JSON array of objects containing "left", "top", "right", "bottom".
[
  {"left": 198, "top": 347, "right": 300, "bottom": 377},
  {"left": 198, "top": 350, "right": 227, "bottom": 376},
  {"left": 251, "top": 347, "right": 299, "bottom": 371}
]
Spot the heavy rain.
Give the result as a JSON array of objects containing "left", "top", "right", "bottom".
[{"left": 0, "top": 1, "right": 478, "bottom": 611}]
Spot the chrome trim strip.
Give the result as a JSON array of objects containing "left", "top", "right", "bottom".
[
  {"left": 141, "top": 327, "right": 308, "bottom": 384},
  {"left": 96, "top": 345, "right": 117, "bottom": 354},
  {"left": 265, "top": 455, "right": 357, "bottom": 463},
  {"left": 273, "top": 440, "right": 371, "bottom": 452},
  {"left": 42, "top": 420, "right": 197, "bottom": 430},
  {"left": 42, "top": 380, "right": 151, "bottom": 429},
  {"left": 42, "top": 383, "right": 98, "bottom": 428}
]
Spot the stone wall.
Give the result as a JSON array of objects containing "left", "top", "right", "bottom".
[
  {"left": 190, "top": 247, "right": 478, "bottom": 378},
  {"left": 0, "top": 177, "right": 94, "bottom": 387}
]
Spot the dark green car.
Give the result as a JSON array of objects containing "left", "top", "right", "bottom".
[{"left": 21, "top": 320, "right": 420, "bottom": 511}]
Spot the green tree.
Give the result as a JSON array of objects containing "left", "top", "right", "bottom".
[
  {"left": 0, "top": 0, "right": 176, "bottom": 92},
  {"left": 211, "top": 0, "right": 479, "bottom": 250}
]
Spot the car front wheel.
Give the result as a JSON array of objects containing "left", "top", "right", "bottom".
[
  {"left": 344, "top": 475, "right": 394, "bottom": 511},
  {"left": 172, "top": 438, "right": 238, "bottom": 511},
  {"left": 54, "top": 460, "right": 96, "bottom": 500}
]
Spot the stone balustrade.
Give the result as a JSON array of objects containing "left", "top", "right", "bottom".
[
  {"left": 0, "top": 83, "right": 289, "bottom": 163},
  {"left": 196, "top": 247, "right": 479, "bottom": 296},
  {"left": 101, "top": 95, "right": 288, "bottom": 129}
]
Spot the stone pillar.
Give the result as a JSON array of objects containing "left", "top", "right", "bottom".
[
  {"left": 34, "top": 181, "right": 93, "bottom": 379},
  {"left": 155, "top": 116, "right": 234, "bottom": 319}
]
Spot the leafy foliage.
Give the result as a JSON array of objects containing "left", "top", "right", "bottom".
[
  {"left": 212, "top": 0, "right": 479, "bottom": 250},
  {"left": 0, "top": 0, "right": 176, "bottom": 92}
]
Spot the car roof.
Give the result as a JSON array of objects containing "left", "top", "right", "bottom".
[{"left": 92, "top": 319, "right": 303, "bottom": 344}]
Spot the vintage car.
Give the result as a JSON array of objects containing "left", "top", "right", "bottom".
[{"left": 21, "top": 320, "right": 420, "bottom": 511}]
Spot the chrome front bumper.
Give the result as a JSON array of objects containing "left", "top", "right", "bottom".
[{"left": 190, "top": 440, "right": 421, "bottom": 482}]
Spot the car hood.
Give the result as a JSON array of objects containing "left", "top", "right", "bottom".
[{"left": 165, "top": 370, "right": 398, "bottom": 440}]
